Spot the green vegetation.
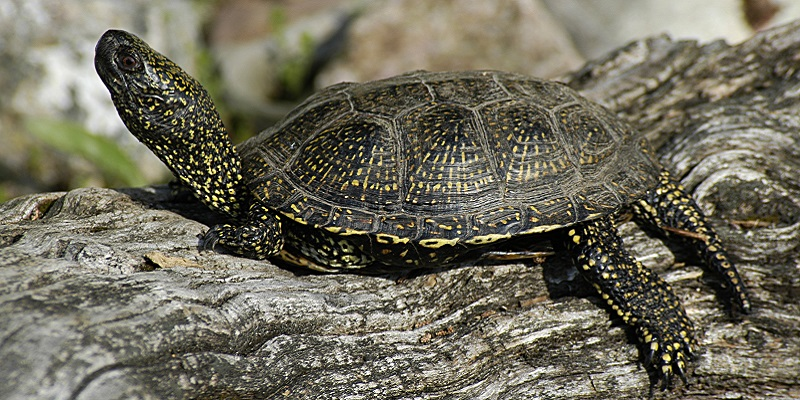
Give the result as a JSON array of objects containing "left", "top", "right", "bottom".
[
  {"left": 271, "top": 6, "right": 318, "bottom": 99},
  {"left": 24, "top": 117, "right": 148, "bottom": 188}
]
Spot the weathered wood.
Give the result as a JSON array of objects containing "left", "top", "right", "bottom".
[{"left": 2, "top": 22, "right": 799, "bottom": 400}]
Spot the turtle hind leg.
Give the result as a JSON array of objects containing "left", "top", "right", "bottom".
[
  {"left": 200, "top": 202, "right": 284, "bottom": 260},
  {"left": 633, "top": 169, "right": 751, "bottom": 315},
  {"left": 201, "top": 201, "right": 373, "bottom": 270},
  {"left": 564, "top": 217, "right": 695, "bottom": 390},
  {"left": 281, "top": 224, "right": 374, "bottom": 272}
]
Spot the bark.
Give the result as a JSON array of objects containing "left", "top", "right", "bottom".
[{"left": 2, "top": 21, "right": 799, "bottom": 400}]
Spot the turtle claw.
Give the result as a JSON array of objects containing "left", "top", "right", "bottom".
[
  {"left": 198, "top": 218, "right": 283, "bottom": 259},
  {"left": 660, "top": 369, "right": 673, "bottom": 391},
  {"left": 644, "top": 346, "right": 656, "bottom": 368},
  {"left": 644, "top": 335, "right": 693, "bottom": 391},
  {"left": 677, "top": 363, "right": 689, "bottom": 386},
  {"left": 200, "top": 225, "right": 221, "bottom": 251},
  {"left": 200, "top": 223, "right": 239, "bottom": 253}
]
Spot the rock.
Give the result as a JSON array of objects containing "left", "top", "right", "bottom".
[
  {"left": 542, "top": 0, "right": 754, "bottom": 59},
  {"left": 208, "top": 0, "right": 350, "bottom": 107},
  {"left": 316, "top": 0, "right": 584, "bottom": 87},
  {"left": 1, "top": 21, "right": 800, "bottom": 400},
  {"left": 0, "top": 0, "right": 210, "bottom": 197}
]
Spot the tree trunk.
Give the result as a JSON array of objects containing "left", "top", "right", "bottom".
[{"left": 2, "top": 21, "right": 799, "bottom": 400}]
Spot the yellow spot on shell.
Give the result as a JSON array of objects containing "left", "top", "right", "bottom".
[
  {"left": 419, "top": 238, "right": 459, "bottom": 248},
  {"left": 464, "top": 233, "right": 511, "bottom": 245}
]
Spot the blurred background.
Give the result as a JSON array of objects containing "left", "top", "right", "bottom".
[{"left": 1, "top": 0, "right": 798, "bottom": 203}]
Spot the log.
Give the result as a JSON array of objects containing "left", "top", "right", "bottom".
[{"left": 2, "top": 21, "right": 799, "bottom": 400}]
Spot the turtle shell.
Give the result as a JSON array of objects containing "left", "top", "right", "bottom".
[{"left": 236, "top": 70, "right": 661, "bottom": 248}]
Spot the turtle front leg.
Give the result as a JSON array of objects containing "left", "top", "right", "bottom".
[
  {"left": 565, "top": 217, "right": 695, "bottom": 390},
  {"left": 200, "top": 202, "right": 374, "bottom": 271},
  {"left": 201, "top": 202, "right": 284, "bottom": 259},
  {"left": 633, "top": 169, "right": 751, "bottom": 314}
]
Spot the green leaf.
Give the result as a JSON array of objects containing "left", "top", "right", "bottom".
[{"left": 24, "top": 117, "right": 148, "bottom": 187}]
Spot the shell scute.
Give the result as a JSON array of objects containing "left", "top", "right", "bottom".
[{"left": 239, "top": 70, "right": 660, "bottom": 242}]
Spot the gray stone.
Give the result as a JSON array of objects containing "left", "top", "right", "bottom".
[
  {"left": 0, "top": 0, "right": 210, "bottom": 196},
  {"left": 317, "top": 0, "right": 584, "bottom": 87}
]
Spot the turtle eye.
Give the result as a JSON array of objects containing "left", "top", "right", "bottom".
[{"left": 116, "top": 52, "right": 140, "bottom": 72}]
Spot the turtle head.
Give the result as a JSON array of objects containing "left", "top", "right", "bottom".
[
  {"left": 94, "top": 30, "right": 209, "bottom": 151},
  {"left": 95, "top": 29, "right": 244, "bottom": 218}
]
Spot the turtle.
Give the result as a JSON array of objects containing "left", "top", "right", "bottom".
[{"left": 94, "top": 29, "right": 750, "bottom": 390}]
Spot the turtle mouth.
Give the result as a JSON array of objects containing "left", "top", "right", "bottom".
[
  {"left": 94, "top": 31, "right": 128, "bottom": 95},
  {"left": 95, "top": 30, "right": 167, "bottom": 107}
]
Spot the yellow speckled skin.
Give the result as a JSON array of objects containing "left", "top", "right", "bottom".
[
  {"left": 95, "top": 30, "right": 750, "bottom": 390},
  {"left": 94, "top": 30, "right": 244, "bottom": 221}
]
